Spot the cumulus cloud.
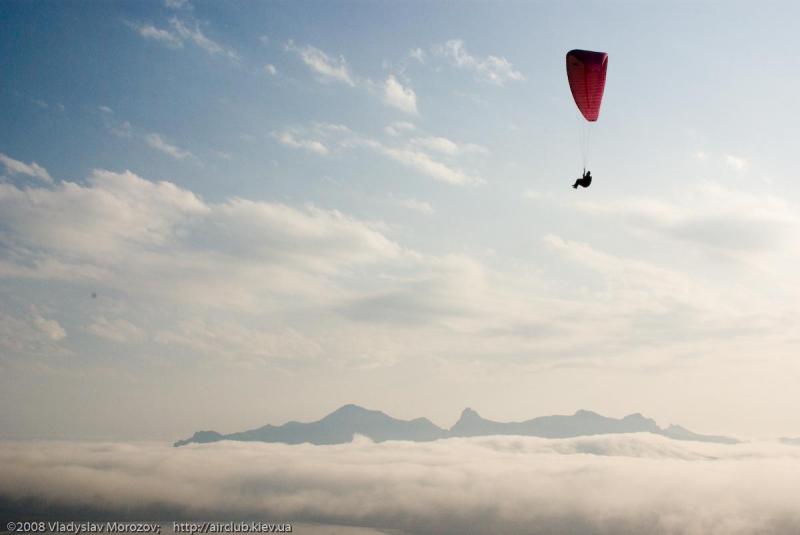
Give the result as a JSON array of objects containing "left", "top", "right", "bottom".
[
  {"left": 2, "top": 436, "right": 800, "bottom": 534},
  {"left": 0, "top": 153, "right": 53, "bottom": 183},
  {"left": 264, "top": 63, "right": 277, "bottom": 75},
  {"left": 383, "top": 75, "right": 418, "bottom": 115},
  {"left": 285, "top": 41, "right": 355, "bottom": 86},
  {"left": 0, "top": 169, "right": 400, "bottom": 313},
  {"left": 144, "top": 133, "right": 194, "bottom": 160},
  {"left": 433, "top": 39, "right": 524, "bottom": 85}
]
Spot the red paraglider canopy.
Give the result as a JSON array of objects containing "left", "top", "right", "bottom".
[{"left": 566, "top": 50, "right": 608, "bottom": 122}]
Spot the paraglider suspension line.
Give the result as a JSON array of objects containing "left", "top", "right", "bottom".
[{"left": 578, "top": 119, "right": 592, "bottom": 172}]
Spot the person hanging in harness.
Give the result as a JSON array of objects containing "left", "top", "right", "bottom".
[{"left": 572, "top": 169, "right": 592, "bottom": 189}]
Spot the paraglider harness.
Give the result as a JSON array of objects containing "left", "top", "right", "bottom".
[{"left": 572, "top": 168, "right": 592, "bottom": 189}]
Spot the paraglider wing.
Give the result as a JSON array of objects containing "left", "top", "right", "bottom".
[{"left": 566, "top": 50, "right": 608, "bottom": 122}]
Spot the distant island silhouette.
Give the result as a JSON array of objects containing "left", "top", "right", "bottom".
[{"left": 174, "top": 405, "right": 738, "bottom": 447}]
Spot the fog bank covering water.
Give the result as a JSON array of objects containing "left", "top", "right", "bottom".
[{"left": 2, "top": 435, "right": 800, "bottom": 534}]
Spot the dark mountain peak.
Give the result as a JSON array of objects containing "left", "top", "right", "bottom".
[
  {"left": 624, "top": 413, "right": 657, "bottom": 424},
  {"left": 450, "top": 407, "right": 505, "bottom": 436},
  {"left": 574, "top": 409, "right": 601, "bottom": 417},
  {"left": 173, "top": 430, "right": 223, "bottom": 447},
  {"left": 321, "top": 404, "right": 386, "bottom": 424},
  {"left": 327, "top": 404, "right": 373, "bottom": 417},
  {"left": 458, "top": 407, "right": 482, "bottom": 422}
]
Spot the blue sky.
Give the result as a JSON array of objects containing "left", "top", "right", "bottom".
[{"left": 2, "top": 1, "right": 800, "bottom": 440}]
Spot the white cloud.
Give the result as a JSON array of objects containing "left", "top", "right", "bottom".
[
  {"left": 380, "top": 147, "right": 480, "bottom": 185},
  {"left": 111, "top": 120, "right": 133, "bottom": 138},
  {"left": 273, "top": 131, "right": 329, "bottom": 155},
  {"left": 572, "top": 183, "right": 800, "bottom": 256},
  {"left": 264, "top": 63, "right": 277, "bottom": 75},
  {"left": 131, "top": 22, "right": 183, "bottom": 48},
  {"left": 409, "top": 47, "right": 426, "bottom": 63},
  {"left": 155, "top": 319, "right": 323, "bottom": 364},
  {"left": 98, "top": 105, "right": 114, "bottom": 114},
  {"left": 3, "top": 436, "right": 800, "bottom": 534},
  {"left": 0, "top": 169, "right": 400, "bottom": 315},
  {"left": 164, "top": 0, "right": 192, "bottom": 10},
  {"left": 87, "top": 317, "right": 146, "bottom": 343},
  {"left": 31, "top": 309, "right": 66, "bottom": 341},
  {"left": 383, "top": 75, "right": 418, "bottom": 115},
  {"left": 725, "top": 154, "right": 748, "bottom": 171},
  {"left": 0, "top": 153, "right": 53, "bottom": 183},
  {"left": 433, "top": 39, "right": 524, "bottom": 85},
  {"left": 411, "top": 136, "right": 488, "bottom": 156},
  {"left": 129, "top": 18, "right": 236, "bottom": 60},
  {"left": 0, "top": 308, "right": 67, "bottom": 355},
  {"left": 144, "top": 133, "right": 194, "bottom": 160},
  {"left": 169, "top": 18, "right": 238, "bottom": 61},
  {"left": 285, "top": 41, "right": 355, "bottom": 86},
  {"left": 396, "top": 198, "right": 434, "bottom": 215},
  {"left": 385, "top": 121, "right": 415, "bottom": 136}
]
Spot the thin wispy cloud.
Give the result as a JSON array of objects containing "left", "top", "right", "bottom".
[
  {"left": 144, "top": 133, "right": 195, "bottom": 160},
  {"left": 0, "top": 153, "right": 53, "bottom": 183},
  {"left": 169, "top": 18, "right": 239, "bottom": 61},
  {"left": 272, "top": 130, "right": 329, "bottom": 155},
  {"left": 411, "top": 136, "right": 488, "bottom": 156},
  {"left": 164, "top": 0, "right": 192, "bottom": 10},
  {"left": 396, "top": 198, "right": 435, "bottom": 215},
  {"left": 285, "top": 40, "right": 355, "bottom": 86},
  {"left": 725, "top": 154, "right": 749, "bottom": 171},
  {"left": 385, "top": 121, "right": 415, "bottom": 136},
  {"left": 86, "top": 316, "right": 146, "bottom": 344},
  {"left": 31, "top": 308, "right": 66, "bottom": 341},
  {"left": 380, "top": 147, "right": 480, "bottom": 185},
  {"left": 433, "top": 39, "right": 524, "bottom": 85},
  {"left": 130, "top": 22, "right": 183, "bottom": 48},
  {"left": 409, "top": 47, "right": 426, "bottom": 63},
  {"left": 128, "top": 18, "right": 237, "bottom": 60}
]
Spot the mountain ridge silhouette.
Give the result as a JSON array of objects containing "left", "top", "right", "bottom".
[{"left": 174, "top": 405, "right": 738, "bottom": 447}]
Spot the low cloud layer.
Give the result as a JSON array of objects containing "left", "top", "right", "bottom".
[{"left": 3, "top": 436, "right": 800, "bottom": 534}]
